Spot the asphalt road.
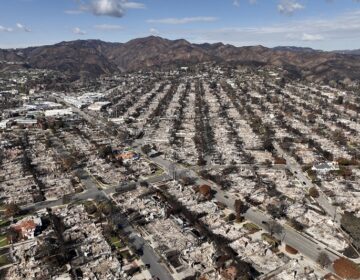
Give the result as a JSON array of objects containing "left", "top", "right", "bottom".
[
  {"left": 22, "top": 168, "right": 167, "bottom": 211},
  {"left": 21, "top": 171, "right": 106, "bottom": 211}
]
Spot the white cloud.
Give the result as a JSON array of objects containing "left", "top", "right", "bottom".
[
  {"left": 72, "top": 27, "right": 87, "bottom": 35},
  {"left": 65, "top": 10, "right": 84, "bottom": 15},
  {"left": 301, "top": 33, "right": 324, "bottom": 41},
  {"left": 233, "top": 0, "right": 240, "bottom": 7},
  {"left": 149, "top": 28, "right": 160, "bottom": 35},
  {"left": 122, "top": 1, "right": 145, "bottom": 9},
  {"left": 89, "top": 0, "right": 125, "bottom": 17},
  {"left": 16, "top": 23, "right": 31, "bottom": 32},
  {"left": 0, "top": 25, "right": 13, "bottom": 32},
  {"left": 147, "top": 17, "right": 218, "bottom": 25},
  {"left": 0, "top": 23, "right": 31, "bottom": 33},
  {"left": 233, "top": 0, "right": 257, "bottom": 6},
  {"left": 278, "top": 0, "right": 304, "bottom": 15},
  {"left": 80, "top": 0, "right": 145, "bottom": 18},
  {"left": 94, "top": 24, "right": 124, "bottom": 30},
  {"left": 158, "top": 10, "right": 360, "bottom": 50}
]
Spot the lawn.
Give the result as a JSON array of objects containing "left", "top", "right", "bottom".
[
  {"left": 110, "top": 236, "right": 123, "bottom": 249},
  {"left": 154, "top": 168, "right": 164, "bottom": 176},
  {"left": 119, "top": 249, "right": 133, "bottom": 260},
  {"left": 0, "top": 254, "right": 11, "bottom": 267},
  {"left": 243, "top": 223, "right": 261, "bottom": 233},
  {"left": 261, "top": 233, "right": 280, "bottom": 246},
  {"left": 0, "top": 220, "right": 9, "bottom": 229},
  {"left": 0, "top": 235, "right": 9, "bottom": 248}
]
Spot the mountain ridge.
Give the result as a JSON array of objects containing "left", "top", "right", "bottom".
[{"left": 1, "top": 36, "right": 360, "bottom": 85}]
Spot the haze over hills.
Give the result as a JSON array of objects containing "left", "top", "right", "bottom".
[
  {"left": 1, "top": 36, "right": 360, "bottom": 85},
  {"left": 271, "top": 46, "right": 321, "bottom": 53},
  {"left": 332, "top": 49, "right": 360, "bottom": 56}
]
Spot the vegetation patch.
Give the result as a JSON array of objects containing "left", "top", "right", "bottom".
[
  {"left": 261, "top": 233, "right": 280, "bottom": 247},
  {"left": 309, "top": 187, "right": 320, "bottom": 198},
  {"left": 243, "top": 223, "right": 260, "bottom": 233},
  {"left": 0, "top": 220, "right": 10, "bottom": 229},
  {"left": 285, "top": 244, "right": 298, "bottom": 255},
  {"left": 0, "top": 235, "right": 9, "bottom": 248},
  {"left": 110, "top": 236, "right": 123, "bottom": 249},
  {"left": 333, "top": 258, "right": 360, "bottom": 279},
  {"left": 0, "top": 254, "right": 11, "bottom": 267},
  {"left": 83, "top": 200, "right": 97, "bottom": 215}
]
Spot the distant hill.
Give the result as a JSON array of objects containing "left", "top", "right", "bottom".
[
  {"left": 272, "top": 46, "right": 321, "bottom": 53},
  {"left": 332, "top": 49, "right": 360, "bottom": 56},
  {"left": 1, "top": 36, "right": 360, "bottom": 85}
]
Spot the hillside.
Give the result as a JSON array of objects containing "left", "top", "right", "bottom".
[{"left": 1, "top": 36, "right": 360, "bottom": 85}]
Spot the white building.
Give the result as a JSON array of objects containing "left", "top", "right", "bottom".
[
  {"left": 88, "top": 101, "right": 111, "bottom": 111},
  {"left": 64, "top": 96, "right": 86, "bottom": 109},
  {"left": 311, "top": 162, "right": 339, "bottom": 174},
  {"left": 45, "top": 108, "right": 73, "bottom": 117}
]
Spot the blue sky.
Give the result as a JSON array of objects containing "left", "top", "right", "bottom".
[{"left": 1, "top": 0, "right": 360, "bottom": 50}]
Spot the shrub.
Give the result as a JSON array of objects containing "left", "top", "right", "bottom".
[
  {"left": 333, "top": 258, "right": 360, "bottom": 279},
  {"left": 227, "top": 213, "right": 236, "bottom": 222},
  {"left": 285, "top": 245, "right": 298, "bottom": 255},
  {"left": 309, "top": 187, "right": 320, "bottom": 198}
]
